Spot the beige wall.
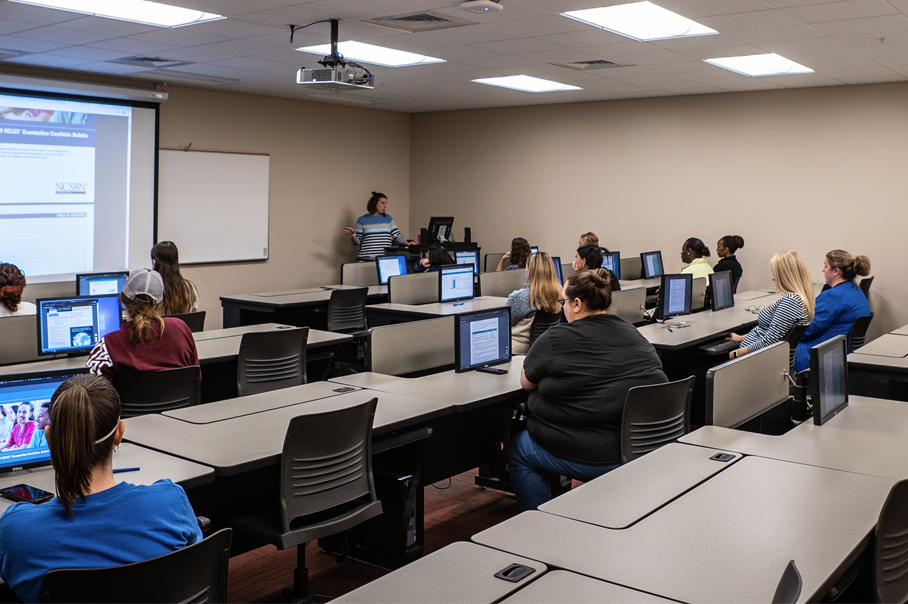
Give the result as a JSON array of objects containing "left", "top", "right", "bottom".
[{"left": 410, "top": 82, "right": 908, "bottom": 338}]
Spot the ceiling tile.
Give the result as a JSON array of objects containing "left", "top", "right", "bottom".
[
  {"left": 430, "top": 24, "right": 527, "bottom": 45},
  {"left": 495, "top": 15, "right": 590, "bottom": 36},
  {"left": 230, "top": 5, "right": 330, "bottom": 28},
  {"left": 698, "top": 9, "right": 801, "bottom": 31},
  {"left": 55, "top": 15, "right": 157, "bottom": 36},
  {"left": 431, "top": 1, "right": 552, "bottom": 23},
  {"left": 729, "top": 24, "right": 827, "bottom": 44},
  {"left": 0, "top": 34, "right": 68, "bottom": 52},
  {"left": 653, "top": 34, "right": 762, "bottom": 52},
  {"left": 536, "top": 28, "right": 629, "bottom": 48},
  {"left": 85, "top": 38, "right": 180, "bottom": 54},
  {"left": 0, "top": 2, "right": 83, "bottom": 25},
  {"left": 208, "top": 56, "right": 295, "bottom": 73},
  {"left": 71, "top": 61, "right": 149, "bottom": 74},
  {"left": 296, "top": 0, "right": 419, "bottom": 20},
  {"left": 153, "top": 46, "right": 234, "bottom": 63},
  {"left": 5, "top": 53, "right": 89, "bottom": 67},
  {"left": 783, "top": 0, "right": 899, "bottom": 23},
  {"left": 469, "top": 37, "right": 564, "bottom": 54},
  {"left": 834, "top": 72, "right": 906, "bottom": 82},
  {"left": 811, "top": 14, "right": 908, "bottom": 36},
  {"left": 180, "top": 19, "right": 287, "bottom": 39},
  {"left": 175, "top": 0, "right": 291, "bottom": 17},
  {"left": 190, "top": 39, "right": 283, "bottom": 58},
  {"left": 0, "top": 19, "right": 37, "bottom": 36},
  {"left": 658, "top": 0, "right": 776, "bottom": 18},
  {"left": 132, "top": 29, "right": 232, "bottom": 47},
  {"left": 44, "top": 46, "right": 125, "bottom": 61},
  {"left": 11, "top": 25, "right": 115, "bottom": 45}
]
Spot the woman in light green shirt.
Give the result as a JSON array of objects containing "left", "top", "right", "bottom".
[{"left": 680, "top": 237, "right": 714, "bottom": 284}]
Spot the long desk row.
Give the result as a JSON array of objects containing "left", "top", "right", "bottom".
[{"left": 220, "top": 284, "right": 388, "bottom": 328}]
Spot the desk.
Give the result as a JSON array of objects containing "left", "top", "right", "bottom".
[
  {"left": 637, "top": 300, "right": 776, "bottom": 350},
  {"left": 366, "top": 297, "right": 508, "bottom": 327},
  {"left": 892, "top": 324, "right": 908, "bottom": 336},
  {"left": 848, "top": 334, "right": 908, "bottom": 400},
  {"left": 474, "top": 456, "right": 893, "bottom": 603},
  {"left": 618, "top": 277, "right": 660, "bottom": 291},
  {"left": 220, "top": 285, "right": 388, "bottom": 329},
  {"left": 502, "top": 570, "right": 673, "bottom": 603},
  {"left": 0, "top": 443, "right": 214, "bottom": 514}
]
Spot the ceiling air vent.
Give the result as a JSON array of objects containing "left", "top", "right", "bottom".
[
  {"left": 108, "top": 56, "right": 192, "bottom": 69},
  {"left": 552, "top": 59, "right": 633, "bottom": 71},
  {"left": 363, "top": 11, "right": 477, "bottom": 33}
]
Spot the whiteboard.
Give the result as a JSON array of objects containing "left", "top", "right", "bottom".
[{"left": 157, "top": 149, "right": 269, "bottom": 264}]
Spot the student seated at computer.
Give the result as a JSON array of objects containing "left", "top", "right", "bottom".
[
  {"left": 508, "top": 269, "right": 667, "bottom": 511},
  {"left": 727, "top": 251, "right": 813, "bottom": 360},
  {"left": 496, "top": 237, "right": 531, "bottom": 271},
  {"left": 572, "top": 244, "right": 620, "bottom": 292},
  {"left": 152, "top": 241, "right": 199, "bottom": 315},
  {"left": 578, "top": 232, "right": 598, "bottom": 246},
  {"left": 0, "top": 375, "right": 202, "bottom": 603},
  {"left": 714, "top": 235, "right": 745, "bottom": 284},
  {"left": 794, "top": 250, "right": 871, "bottom": 372},
  {"left": 87, "top": 269, "right": 199, "bottom": 383},
  {"left": 0, "top": 263, "right": 35, "bottom": 318},
  {"left": 341, "top": 192, "right": 413, "bottom": 260},
  {"left": 680, "top": 238, "right": 714, "bottom": 284},
  {"left": 506, "top": 252, "right": 561, "bottom": 355},
  {"left": 414, "top": 244, "right": 454, "bottom": 273}
]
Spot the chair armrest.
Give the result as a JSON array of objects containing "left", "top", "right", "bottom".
[{"left": 196, "top": 515, "right": 212, "bottom": 536}]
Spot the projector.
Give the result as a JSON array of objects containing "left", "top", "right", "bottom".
[{"left": 296, "top": 63, "right": 374, "bottom": 91}]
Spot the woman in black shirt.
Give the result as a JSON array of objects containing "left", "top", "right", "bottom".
[
  {"left": 714, "top": 235, "right": 744, "bottom": 287},
  {"left": 509, "top": 269, "right": 667, "bottom": 511}
]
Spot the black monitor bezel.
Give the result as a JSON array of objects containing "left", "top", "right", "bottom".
[
  {"left": 530, "top": 246, "right": 539, "bottom": 255},
  {"left": 602, "top": 251, "right": 621, "bottom": 280},
  {"left": 551, "top": 256, "right": 563, "bottom": 285},
  {"left": 375, "top": 255, "right": 409, "bottom": 285},
  {"left": 36, "top": 294, "right": 121, "bottom": 356},
  {"left": 454, "top": 249, "right": 481, "bottom": 275},
  {"left": 810, "top": 335, "right": 849, "bottom": 426},
  {"left": 438, "top": 264, "right": 476, "bottom": 303},
  {"left": 75, "top": 271, "right": 130, "bottom": 297},
  {"left": 658, "top": 273, "right": 693, "bottom": 320},
  {"left": 711, "top": 270, "right": 735, "bottom": 312},
  {"left": 641, "top": 250, "right": 664, "bottom": 279},
  {"left": 427, "top": 216, "right": 454, "bottom": 243},
  {"left": 454, "top": 307, "right": 512, "bottom": 373}
]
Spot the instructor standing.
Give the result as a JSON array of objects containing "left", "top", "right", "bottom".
[{"left": 342, "top": 192, "right": 413, "bottom": 260}]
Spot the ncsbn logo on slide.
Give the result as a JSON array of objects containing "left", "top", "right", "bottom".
[{"left": 55, "top": 183, "right": 87, "bottom": 194}]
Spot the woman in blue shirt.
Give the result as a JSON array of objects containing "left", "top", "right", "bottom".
[
  {"left": 341, "top": 192, "right": 413, "bottom": 260},
  {"left": 794, "top": 250, "right": 871, "bottom": 371}
]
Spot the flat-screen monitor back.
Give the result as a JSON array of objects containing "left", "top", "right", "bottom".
[
  {"left": 811, "top": 335, "right": 849, "bottom": 425},
  {"left": 454, "top": 307, "right": 511, "bottom": 372},
  {"left": 439, "top": 264, "right": 475, "bottom": 303},
  {"left": 36, "top": 295, "right": 121, "bottom": 356},
  {"left": 641, "top": 251, "right": 664, "bottom": 279},
  {"left": 376, "top": 255, "right": 408, "bottom": 285},
  {"left": 551, "top": 256, "right": 563, "bottom": 284},
  {"left": 711, "top": 270, "right": 735, "bottom": 311},
  {"left": 659, "top": 273, "right": 692, "bottom": 320},
  {"left": 427, "top": 217, "right": 454, "bottom": 243}
]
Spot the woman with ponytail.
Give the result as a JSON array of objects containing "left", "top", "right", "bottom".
[
  {"left": 508, "top": 269, "right": 667, "bottom": 511},
  {"left": 0, "top": 375, "right": 201, "bottom": 603},
  {"left": 151, "top": 241, "right": 198, "bottom": 315},
  {"left": 0, "top": 263, "right": 35, "bottom": 318},
  {"left": 794, "top": 250, "right": 871, "bottom": 371},
  {"left": 87, "top": 269, "right": 199, "bottom": 383},
  {"left": 341, "top": 192, "right": 413, "bottom": 260}
]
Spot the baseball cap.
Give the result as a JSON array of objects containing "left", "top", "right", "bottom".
[{"left": 122, "top": 269, "right": 164, "bottom": 305}]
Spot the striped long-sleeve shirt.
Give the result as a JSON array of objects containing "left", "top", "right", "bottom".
[
  {"left": 739, "top": 293, "right": 809, "bottom": 353},
  {"left": 353, "top": 213, "right": 407, "bottom": 259}
]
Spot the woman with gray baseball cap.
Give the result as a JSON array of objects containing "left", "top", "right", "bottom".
[{"left": 87, "top": 269, "right": 199, "bottom": 383}]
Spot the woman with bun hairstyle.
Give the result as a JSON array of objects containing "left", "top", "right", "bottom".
[
  {"left": 0, "top": 263, "right": 35, "bottom": 318},
  {"left": 680, "top": 237, "right": 714, "bottom": 284},
  {"left": 714, "top": 235, "right": 745, "bottom": 285},
  {"left": 414, "top": 244, "right": 453, "bottom": 273},
  {"left": 508, "top": 269, "right": 667, "bottom": 511},
  {"left": 151, "top": 241, "right": 198, "bottom": 315},
  {"left": 573, "top": 243, "right": 620, "bottom": 291},
  {"left": 0, "top": 375, "right": 202, "bottom": 603},
  {"left": 341, "top": 192, "right": 413, "bottom": 260},
  {"left": 794, "top": 250, "right": 871, "bottom": 371},
  {"left": 497, "top": 237, "right": 531, "bottom": 271},
  {"left": 506, "top": 252, "right": 562, "bottom": 355}
]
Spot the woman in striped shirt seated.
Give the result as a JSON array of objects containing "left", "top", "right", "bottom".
[
  {"left": 342, "top": 192, "right": 413, "bottom": 260},
  {"left": 727, "top": 250, "right": 814, "bottom": 360}
]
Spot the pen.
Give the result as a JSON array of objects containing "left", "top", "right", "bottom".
[{"left": 113, "top": 467, "right": 140, "bottom": 474}]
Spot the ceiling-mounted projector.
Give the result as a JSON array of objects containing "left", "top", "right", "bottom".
[
  {"left": 296, "top": 64, "right": 374, "bottom": 91},
  {"left": 460, "top": 0, "right": 503, "bottom": 13}
]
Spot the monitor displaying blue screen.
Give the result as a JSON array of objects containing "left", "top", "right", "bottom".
[
  {"left": 530, "top": 246, "right": 539, "bottom": 255},
  {"left": 0, "top": 368, "right": 88, "bottom": 473},
  {"left": 439, "top": 264, "right": 475, "bottom": 303},
  {"left": 376, "top": 255, "right": 408, "bottom": 285},
  {"left": 455, "top": 250, "right": 480, "bottom": 274},
  {"left": 37, "top": 295, "right": 121, "bottom": 355},
  {"left": 659, "top": 274, "right": 692, "bottom": 320},
  {"left": 76, "top": 271, "right": 129, "bottom": 297},
  {"left": 454, "top": 308, "right": 511, "bottom": 372},
  {"left": 602, "top": 251, "right": 621, "bottom": 280},
  {"left": 551, "top": 256, "right": 563, "bottom": 285},
  {"left": 641, "top": 251, "right": 664, "bottom": 279}
]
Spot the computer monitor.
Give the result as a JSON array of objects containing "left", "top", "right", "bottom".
[
  {"left": 427, "top": 217, "right": 454, "bottom": 243},
  {"left": 658, "top": 273, "right": 692, "bottom": 321},
  {"left": 376, "top": 255, "right": 408, "bottom": 285},
  {"left": 455, "top": 250, "right": 480, "bottom": 275},
  {"left": 602, "top": 251, "right": 621, "bottom": 280},
  {"left": 454, "top": 308, "right": 511, "bottom": 373},
  {"left": 530, "top": 246, "right": 539, "bottom": 255},
  {"left": 36, "top": 295, "right": 122, "bottom": 356},
  {"left": 0, "top": 367, "right": 89, "bottom": 474},
  {"left": 551, "top": 256, "right": 563, "bottom": 284},
  {"left": 711, "top": 270, "right": 735, "bottom": 312},
  {"left": 811, "top": 335, "right": 849, "bottom": 426},
  {"left": 439, "top": 264, "right": 475, "bottom": 303},
  {"left": 76, "top": 271, "right": 129, "bottom": 297},
  {"left": 641, "top": 251, "right": 664, "bottom": 279}
]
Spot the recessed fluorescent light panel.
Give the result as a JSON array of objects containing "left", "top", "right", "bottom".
[
  {"left": 705, "top": 53, "right": 814, "bottom": 77},
  {"left": 296, "top": 41, "right": 444, "bottom": 67},
  {"left": 472, "top": 75, "right": 582, "bottom": 93},
  {"left": 10, "top": 0, "right": 223, "bottom": 28},
  {"left": 563, "top": 2, "right": 716, "bottom": 41}
]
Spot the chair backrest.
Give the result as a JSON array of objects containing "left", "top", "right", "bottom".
[
  {"left": 706, "top": 342, "right": 790, "bottom": 428},
  {"left": 620, "top": 256, "right": 642, "bottom": 281},
  {"left": 167, "top": 311, "right": 206, "bottom": 333},
  {"left": 772, "top": 560, "right": 802, "bottom": 604},
  {"left": 327, "top": 288, "right": 368, "bottom": 332},
  {"left": 608, "top": 288, "right": 646, "bottom": 324},
  {"left": 113, "top": 366, "right": 201, "bottom": 418},
  {"left": 561, "top": 263, "right": 575, "bottom": 283},
  {"left": 388, "top": 272, "right": 438, "bottom": 305},
  {"left": 484, "top": 253, "right": 504, "bottom": 273},
  {"left": 860, "top": 276, "right": 874, "bottom": 299},
  {"left": 528, "top": 311, "right": 562, "bottom": 348},
  {"left": 237, "top": 327, "right": 308, "bottom": 396},
  {"left": 785, "top": 324, "right": 809, "bottom": 371},
  {"left": 40, "top": 528, "right": 232, "bottom": 603},
  {"left": 0, "top": 315, "right": 41, "bottom": 366},
  {"left": 280, "top": 398, "right": 380, "bottom": 536},
  {"left": 479, "top": 270, "right": 526, "bottom": 298},
  {"left": 848, "top": 313, "right": 874, "bottom": 353},
  {"left": 731, "top": 275, "right": 741, "bottom": 294},
  {"left": 691, "top": 277, "right": 708, "bottom": 312},
  {"left": 620, "top": 376, "right": 694, "bottom": 464},
  {"left": 341, "top": 262, "right": 379, "bottom": 287},
  {"left": 367, "top": 317, "right": 454, "bottom": 375},
  {"left": 874, "top": 479, "right": 908, "bottom": 604}
]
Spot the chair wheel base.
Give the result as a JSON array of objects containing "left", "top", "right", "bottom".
[{"left": 280, "top": 586, "right": 333, "bottom": 603}]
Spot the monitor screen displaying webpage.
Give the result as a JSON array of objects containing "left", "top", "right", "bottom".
[
  {"left": 455, "top": 250, "right": 480, "bottom": 274},
  {"left": 76, "top": 271, "right": 129, "bottom": 296},
  {"left": 660, "top": 274, "right": 692, "bottom": 320},
  {"left": 37, "top": 295, "right": 121, "bottom": 355},
  {"left": 641, "top": 251, "right": 664, "bottom": 279},
  {"left": 439, "top": 264, "right": 475, "bottom": 303},
  {"left": 602, "top": 251, "right": 621, "bottom": 280},
  {"left": 376, "top": 255, "right": 408, "bottom": 285},
  {"left": 455, "top": 308, "right": 511, "bottom": 372},
  {"left": 711, "top": 271, "right": 734, "bottom": 311}
]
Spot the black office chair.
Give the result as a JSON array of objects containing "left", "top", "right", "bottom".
[
  {"left": 772, "top": 560, "right": 802, "bottom": 604},
  {"left": 113, "top": 366, "right": 201, "bottom": 418},
  {"left": 166, "top": 311, "right": 206, "bottom": 333},
  {"left": 731, "top": 275, "right": 741, "bottom": 294},
  {"left": 327, "top": 288, "right": 368, "bottom": 333},
  {"left": 785, "top": 324, "right": 809, "bottom": 372},
  {"left": 848, "top": 313, "right": 874, "bottom": 353},
  {"left": 237, "top": 328, "right": 308, "bottom": 396},
  {"left": 860, "top": 276, "right": 874, "bottom": 299},
  {"left": 39, "top": 528, "right": 232, "bottom": 603},
  {"left": 873, "top": 479, "right": 908, "bottom": 603},
  {"left": 620, "top": 376, "right": 694, "bottom": 464},
  {"left": 528, "top": 311, "right": 562, "bottom": 348},
  {"left": 228, "top": 398, "right": 383, "bottom": 600}
]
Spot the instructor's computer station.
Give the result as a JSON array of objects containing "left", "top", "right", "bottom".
[{"left": 454, "top": 308, "right": 511, "bottom": 374}]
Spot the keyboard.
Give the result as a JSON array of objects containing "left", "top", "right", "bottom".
[{"left": 698, "top": 339, "right": 739, "bottom": 355}]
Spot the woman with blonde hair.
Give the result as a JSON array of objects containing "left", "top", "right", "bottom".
[
  {"left": 794, "top": 250, "right": 871, "bottom": 371},
  {"left": 506, "top": 252, "right": 562, "bottom": 355},
  {"left": 727, "top": 250, "right": 814, "bottom": 360},
  {"left": 151, "top": 241, "right": 198, "bottom": 315}
]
